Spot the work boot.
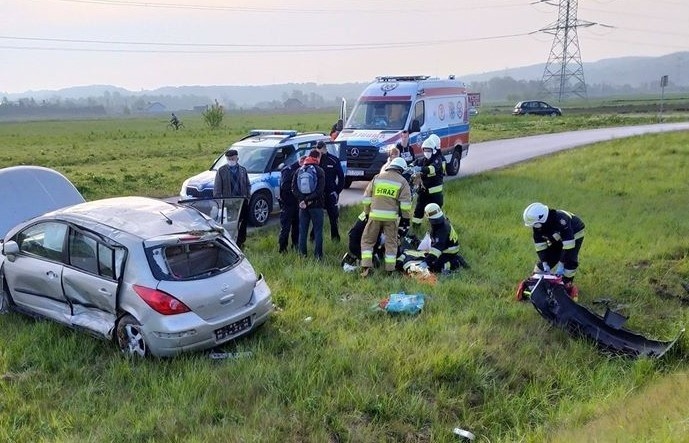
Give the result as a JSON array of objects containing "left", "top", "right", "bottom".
[{"left": 564, "top": 282, "right": 579, "bottom": 302}]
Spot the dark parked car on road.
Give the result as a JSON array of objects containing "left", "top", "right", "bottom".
[{"left": 513, "top": 100, "right": 562, "bottom": 116}]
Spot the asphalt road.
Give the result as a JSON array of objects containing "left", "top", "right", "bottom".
[{"left": 338, "top": 122, "right": 689, "bottom": 206}]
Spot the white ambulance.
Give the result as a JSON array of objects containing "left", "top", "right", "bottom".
[{"left": 337, "top": 75, "right": 470, "bottom": 186}]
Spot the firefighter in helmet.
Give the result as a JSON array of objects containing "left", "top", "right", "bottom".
[
  {"left": 411, "top": 134, "right": 444, "bottom": 231},
  {"left": 360, "top": 157, "right": 412, "bottom": 276},
  {"left": 523, "top": 202, "right": 585, "bottom": 299}
]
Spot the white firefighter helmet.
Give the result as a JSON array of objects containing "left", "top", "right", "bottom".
[
  {"left": 386, "top": 157, "right": 408, "bottom": 172},
  {"left": 523, "top": 202, "right": 549, "bottom": 227},
  {"left": 421, "top": 134, "right": 441, "bottom": 151},
  {"left": 424, "top": 203, "right": 444, "bottom": 219}
]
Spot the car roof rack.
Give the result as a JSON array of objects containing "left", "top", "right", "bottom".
[{"left": 375, "top": 75, "right": 431, "bottom": 82}]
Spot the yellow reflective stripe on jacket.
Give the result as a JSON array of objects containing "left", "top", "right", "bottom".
[
  {"left": 444, "top": 245, "right": 460, "bottom": 254},
  {"left": 534, "top": 241, "right": 548, "bottom": 252},
  {"left": 361, "top": 250, "right": 373, "bottom": 259},
  {"left": 370, "top": 209, "right": 398, "bottom": 220},
  {"left": 574, "top": 229, "right": 585, "bottom": 239},
  {"left": 427, "top": 165, "right": 436, "bottom": 176},
  {"left": 361, "top": 196, "right": 372, "bottom": 206},
  {"left": 357, "top": 212, "right": 367, "bottom": 221},
  {"left": 373, "top": 178, "right": 402, "bottom": 198},
  {"left": 562, "top": 239, "right": 576, "bottom": 250},
  {"left": 428, "top": 184, "right": 443, "bottom": 194},
  {"left": 429, "top": 247, "right": 442, "bottom": 257},
  {"left": 449, "top": 226, "right": 459, "bottom": 243},
  {"left": 400, "top": 200, "right": 412, "bottom": 211}
]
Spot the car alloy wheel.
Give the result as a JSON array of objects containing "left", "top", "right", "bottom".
[
  {"left": 116, "top": 314, "right": 148, "bottom": 357},
  {"left": 249, "top": 192, "right": 271, "bottom": 226}
]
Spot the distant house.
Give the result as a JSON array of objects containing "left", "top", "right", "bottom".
[
  {"left": 146, "top": 102, "right": 167, "bottom": 113},
  {"left": 283, "top": 98, "right": 304, "bottom": 110}
]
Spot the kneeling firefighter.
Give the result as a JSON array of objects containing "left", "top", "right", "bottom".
[
  {"left": 341, "top": 211, "right": 384, "bottom": 271},
  {"left": 422, "top": 203, "right": 468, "bottom": 272},
  {"left": 360, "top": 157, "right": 412, "bottom": 276}
]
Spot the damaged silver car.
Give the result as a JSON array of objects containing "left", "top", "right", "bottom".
[{"left": 0, "top": 166, "right": 272, "bottom": 357}]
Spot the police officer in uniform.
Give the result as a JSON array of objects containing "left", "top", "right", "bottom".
[
  {"left": 360, "top": 157, "right": 412, "bottom": 276},
  {"left": 277, "top": 148, "right": 302, "bottom": 253},
  {"left": 411, "top": 134, "right": 444, "bottom": 230},
  {"left": 316, "top": 140, "right": 345, "bottom": 241},
  {"left": 523, "top": 202, "right": 585, "bottom": 299}
]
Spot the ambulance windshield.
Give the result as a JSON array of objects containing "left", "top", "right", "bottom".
[{"left": 346, "top": 101, "right": 411, "bottom": 131}]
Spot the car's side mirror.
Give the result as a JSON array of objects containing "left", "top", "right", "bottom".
[
  {"left": 3, "top": 240, "right": 19, "bottom": 262},
  {"left": 410, "top": 119, "right": 421, "bottom": 133}
]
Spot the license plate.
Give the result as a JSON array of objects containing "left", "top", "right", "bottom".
[
  {"left": 215, "top": 316, "right": 252, "bottom": 341},
  {"left": 346, "top": 169, "right": 364, "bottom": 176}
]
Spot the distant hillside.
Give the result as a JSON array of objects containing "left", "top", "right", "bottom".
[
  {"left": 464, "top": 51, "right": 689, "bottom": 88},
  {"left": 2, "top": 52, "right": 687, "bottom": 110}
]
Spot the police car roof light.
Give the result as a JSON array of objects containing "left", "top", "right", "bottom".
[{"left": 248, "top": 129, "right": 298, "bottom": 138}]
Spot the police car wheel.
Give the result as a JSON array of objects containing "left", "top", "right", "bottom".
[{"left": 248, "top": 192, "right": 271, "bottom": 226}]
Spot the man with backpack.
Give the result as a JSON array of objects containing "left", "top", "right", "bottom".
[
  {"left": 277, "top": 147, "right": 302, "bottom": 253},
  {"left": 292, "top": 150, "right": 326, "bottom": 260}
]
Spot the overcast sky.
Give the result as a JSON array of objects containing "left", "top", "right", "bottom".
[{"left": 2, "top": 0, "right": 688, "bottom": 93}]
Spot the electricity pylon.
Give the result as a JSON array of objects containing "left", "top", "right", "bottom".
[{"left": 539, "top": 0, "right": 595, "bottom": 101}]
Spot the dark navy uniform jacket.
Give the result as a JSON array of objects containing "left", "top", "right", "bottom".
[
  {"left": 320, "top": 153, "right": 345, "bottom": 195},
  {"left": 532, "top": 209, "right": 585, "bottom": 263}
]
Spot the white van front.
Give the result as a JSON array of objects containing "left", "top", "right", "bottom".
[{"left": 337, "top": 75, "right": 471, "bottom": 186}]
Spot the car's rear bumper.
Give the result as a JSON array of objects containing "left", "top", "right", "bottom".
[{"left": 143, "top": 275, "right": 273, "bottom": 357}]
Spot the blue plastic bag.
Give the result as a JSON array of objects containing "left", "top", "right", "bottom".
[{"left": 383, "top": 292, "right": 425, "bottom": 314}]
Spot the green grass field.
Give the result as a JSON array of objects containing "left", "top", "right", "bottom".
[{"left": 1, "top": 116, "right": 689, "bottom": 441}]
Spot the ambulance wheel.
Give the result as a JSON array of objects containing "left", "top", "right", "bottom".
[{"left": 446, "top": 150, "right": 461, "bottom": 176}]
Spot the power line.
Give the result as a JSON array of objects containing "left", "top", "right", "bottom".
[
  {"left": 48, "top": 0, "right": 531, "bottom": 14},
  {"left": 0, "top": 32, "right": 533, "bottom": 53}
]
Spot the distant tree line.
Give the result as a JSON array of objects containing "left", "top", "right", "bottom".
[
  {"left": 468, "top": 77, "right": 688, "bottom": 103},
  {"left": 2, "top": 76, "right": 687, "bottom": 119}
]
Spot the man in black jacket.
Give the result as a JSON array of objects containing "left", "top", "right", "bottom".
[
  {"left": 292, "top": 150, "right": 326, "bottom": 260},
  {"left": 396, "top": 130, "right": 414, "bottom": 165},
  {"left": 316, "top": 140, "right": 345, "bottom": 241},
  {"left": 278, "top": 147, "right": 301, "bottom": 253}
]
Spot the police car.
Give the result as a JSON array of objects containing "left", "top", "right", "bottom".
[{"left": 180, "top": 130, "right": 346, "bottom": 226}]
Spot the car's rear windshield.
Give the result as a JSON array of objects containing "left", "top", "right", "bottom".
[{"left": 146, "top": 237, "right": 241, "bottom": 281}]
